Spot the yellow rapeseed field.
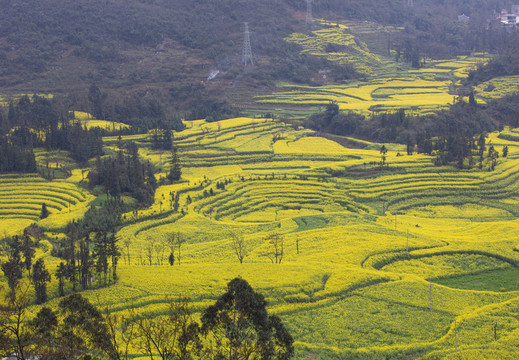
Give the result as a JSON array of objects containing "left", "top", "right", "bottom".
[{"left": 1, "top": 52, "right": 518, "bottom": 360}]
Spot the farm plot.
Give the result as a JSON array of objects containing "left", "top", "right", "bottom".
[
  {"left": 70, "top": 111, "right": 131, "bottom": 131},
  {"left": 256, "top": 18, "right": 490, "bottom": 116},
  {"left": 0, "top": 173, "right": 94, "bottom": 234},
  {"left": 193, "top": 179, "right": 371, "bottom": 221},
  {"left": 257, "top": 75, "right": 461, "bottom": 116}
]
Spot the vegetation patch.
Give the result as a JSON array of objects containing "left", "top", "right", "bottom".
[
  {"left": 381, "top": 253, "right": 512, "bottom": 280},
  {"left": 434, "top": 267, "right": 519, "bottom": 292}
]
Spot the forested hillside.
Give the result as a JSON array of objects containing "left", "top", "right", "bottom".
[{"left": 0, "top": 0, "right": 514, "bottom": 112}]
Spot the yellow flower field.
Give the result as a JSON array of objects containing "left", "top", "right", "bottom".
[{"left": 3, "top": 105, "right": 519, "bottom": 359}]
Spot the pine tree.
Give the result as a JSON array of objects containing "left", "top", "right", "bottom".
[
  {"left": 0, "top": 110, "right": 8, "bottom": 135},
  {"left": 162, "top": 128, "right": 172, "bottom": 150},
  {"left": 32, "top": 258, "right": 51, "bottom": 304},
  {"left": 503, "top": 145, "right": 509, "bottom": 158},
  {"left": 88, "top": 83, "right": 105, "bottom": 119},
  {"left": 1, "top": 236, "right": 23, "bottom": 297},
  {"left": 168, "top": 147, "right": 182, "bottom": 183},
  {"left": 21, "top": 235, "right": 35, "bottom": 276},
  {"left": 40, "top": 202, "right": 50, "bottom": 219},
  {"left": 79, "top": 236, "right": 93, "bottom": 290},
  {"left": 107, "top": 233, "right": 120, "bottom": 281},
  {"left": 93, "top": 232, "right": 109, "bottom": 286},
  {"left": 56, "top": 262, "right": 66, "bottom": 297}
]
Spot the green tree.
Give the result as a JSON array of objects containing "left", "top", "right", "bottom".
[
  {"left": 78, "top": 235, "right": 93, "bottom": 290},
  {"left": 167, "top": 147, "right": 182, "bottom": 183},
  {"left": 107, "top": 234, "right": 120, "bottom": 281},
  {"left": 93, "top": 232, "right": 109, "bottom": 286},
  {"left": 1, "top": 258, "right": 22, "bottom": 298},
  {"left": 380, "top": 145, "right": 388, "bottom": 166},
  {"left": 26, "top": 293, "right": 116, "bottom": 359},
  {"left": 32, "top": 258, "right": 51, "bottom": 304},
  {"left": 21, "top": 235, "right": 35, "bottom": 277},
  {"left": 1, "top": 236, "right": 23, "bottom": 297},
  {"left": 88, "top": 83, "right": 106, "bottom": 119},
  {"left": 28, "top": 306, "right": 58, "bottom": 357},
  {"left": 40, "top": 202, "right": 50, "bottom": 219},
  {"left": 56, "top": 262, "right": 66, "bottom": 297},
  {"left": 58, "top": 293, "right": 115, "bottom": 359},
  {"left": 503, "top": 145, "right": 509, "bottom": 158},
  {"left": 478, "top": 133, "right": 487, "bottom": 167},
  {"left": 488, "top": 145, "right": 499, "bottom": 171},
  {"left": 201, "top": 277, "right": 294, "bottom": 360}
]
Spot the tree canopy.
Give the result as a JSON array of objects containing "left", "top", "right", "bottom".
[{"left": 201, "top": 277, "right": 294, "bottom": 360}]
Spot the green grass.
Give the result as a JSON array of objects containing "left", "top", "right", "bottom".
[
  {"left": 434, "top": 267, "right": 519, "bottom": 292},
  {"left": 293, "top": 215, "right": 328, "bottom": 232}
]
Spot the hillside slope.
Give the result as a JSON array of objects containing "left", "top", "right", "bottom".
[{"left": 0, "top": 0, "right": 510, "bottom": 109}]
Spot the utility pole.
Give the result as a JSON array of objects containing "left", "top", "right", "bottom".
[
  {"left": 306, "top": 0, "right": 313, "bottom": 24},
  {"left": 455, "top": 319, "right": 458, "bottom": 352},
  {"left": 242, "top": 22, "right": 254, "bottom": 65},
  {"left": 406, "top": 229, "right": 409, "bottom": 253},
  {"left": 429, "top": 281, "right": 432, "bottom": 311}
]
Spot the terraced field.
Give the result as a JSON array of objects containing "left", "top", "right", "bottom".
[
  {"left": 31, "top": 119, "right": 519, "bottom": 359},
  {"left": 253, "top": 19, "right": 492, "bottom": 117},
  {"left": 70, "top": 111, "right": 131, "bottom": 131},
  {"left": 4, "top": 114, "right": 519, "bottom": 359},
  {"left": 256, "top": 60, "right": 486, "bottom": 116},
  {"left": 0, "top": 173, "right": 94, "bottom": 235}
]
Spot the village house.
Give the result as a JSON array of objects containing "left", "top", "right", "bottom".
[{"left": 496, "top": 6, "right": 519, "bottom": 26}]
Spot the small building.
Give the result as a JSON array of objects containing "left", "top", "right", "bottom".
[
  {"left": 496, "top": 6, "right": 519, "bottom": 26},
  {"left": 154, "top": 44, "right": 165, "bottom": 53},
  {"left": 458, "top": 14, "right": 470, "bottom": 23}
]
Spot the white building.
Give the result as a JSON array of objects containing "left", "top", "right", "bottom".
[
  {"left": 496, "top": 6, "right": 519, "bottom": 26},
  {"left": 458, "top": 14, "right": 470, "bottom": 23}
]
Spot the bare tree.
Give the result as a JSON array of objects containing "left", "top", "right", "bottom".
[
  {"left": 166, "top": 233, "right": 176, "bottom": 263},
  {"left": 155, "top": 241, "right": 165, "bottom": 265},
  {"left": 0, "top": 284, "right": 31, "bottom": 360},
  {"left": 144, "top": 237, "right": 156, "bottom": 265},
  {"left": 104, "top": 306, "right": 138, "bottom": 360},
  {"left": 265, "top": 233, "right": 284, "bottom": 264},
  {"left": 175, "top": 233, "right": 186, "bottom": 266},
  {"left": 123, "top": 238, "right": 132, "bottom": 265},
  {"left": 134, "top": 297, "right": 201, "bottom": 359},
  {"left": 230, "top": 233, "right": 247, "bottom": 264}
]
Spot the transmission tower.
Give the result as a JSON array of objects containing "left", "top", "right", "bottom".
[
  {"left": 407, "top": 0, "right": 414, "bottom": 7},
  {"left": 242, "top": 22, "right": 254, "bottom": 65},
  {"left": 306, "top": 0, "right": 313, "bottom": 24}
]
